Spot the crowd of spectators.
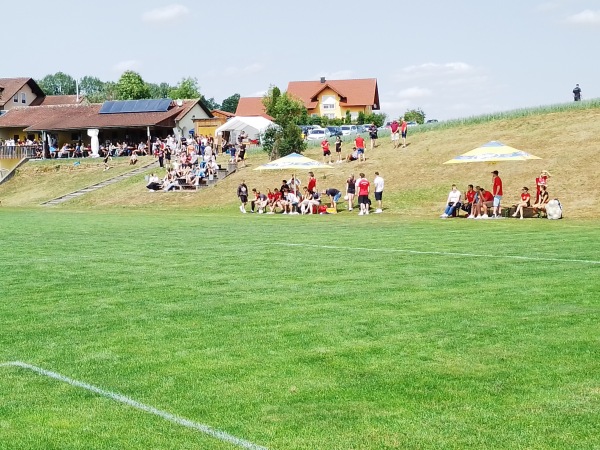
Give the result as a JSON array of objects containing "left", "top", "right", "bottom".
[{"left": 237, "top": 171, "right": 385, "bottom": 215}]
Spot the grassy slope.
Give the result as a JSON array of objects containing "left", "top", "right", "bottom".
[{"left": 0, "top": 105, "right": 599, "bottom": 215}]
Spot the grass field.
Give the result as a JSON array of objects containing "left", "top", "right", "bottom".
[{"left": 1, "top": 209, "right": 599, "bottom": 449}]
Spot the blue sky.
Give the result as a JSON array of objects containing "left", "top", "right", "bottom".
[{"left": 5, "top": 0, "right": 599, "bottom": 120}]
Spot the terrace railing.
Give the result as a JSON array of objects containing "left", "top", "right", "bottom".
[{"left": 0, "top": 145, "right": 41, "bottom": 159}]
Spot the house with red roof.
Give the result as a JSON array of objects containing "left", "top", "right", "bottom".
[
  {"left": 287, "top": 77, "right": 380, "bottom": 121},
  {"left": 0, "top": 77, "right": 85, "bottom": 114}
]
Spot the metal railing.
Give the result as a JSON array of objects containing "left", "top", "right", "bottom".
[{"left": 0, "top": 145, "right": 41, "bottom": 159}]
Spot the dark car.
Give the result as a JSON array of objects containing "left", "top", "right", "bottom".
[{"left": 326, "top": 126, "right": 343, "bottom": 137}]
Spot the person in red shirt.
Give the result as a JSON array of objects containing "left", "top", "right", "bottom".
[
  {"left": 535, "top": 170, "right": 550, "bottom": 204},
  {"left": 400, "top": 119, "right": 408, "bottom": 148},
  {"left": 475, "top": 187, "right": 494, "bottom": 219},
  {"left": 354, "top": 135, "right": 366, "bottom": 161},
  {"left": 356, "top": 172, "right": 370, "bottom": 215},
  {"left": 462, "top": 184, "right": 476, "bottom": 217},
  {"left": 491, "top": 170, "right": 503, "bottom": 217},
  {"left": 307, "top": 171, "right": 316, "bottom": 193},
  {"left": 512, "top": 187, "right": 531, "bottom": 219},
  {"left": 321, "top": 139, "right": 332, "bottom": 163},
  {"left": 390, "top": 120, "right": 400, "bottom": 148}
]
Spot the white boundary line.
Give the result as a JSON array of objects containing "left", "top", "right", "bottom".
[
  {"left": 1, "top": 361, "right": 267, "bottom": 450},
  {"left": 275, "top": 243, "right": 600, "bottom": 265}
]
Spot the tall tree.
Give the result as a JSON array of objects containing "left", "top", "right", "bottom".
[
  {"left": 79, "top": 76, "right": 104, "bottom": 97},
  {"left": 115, "top": 71, "right": 150, "bottom": 100},
  {"left": 146, "top": 82, "right": 172, "bottom": 99},
  {"left": 37, "top": 72, "right": 77, "bottom": 95},
  {"left": 221, "top": 93, "right": 240, "bottom": 113},
  {"left": 169, "top": 77, "right": 201, "bottom": 99},
  {"left": 261, "top": 86, "right": 306, "bottom": 159}
]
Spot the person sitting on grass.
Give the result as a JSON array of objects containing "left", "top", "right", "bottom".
[
  {"left": 129, "top": 150, "right": 138, "bottom": 165},
  {"left": 146, "top": 173, "right": 163, "bottom": 191},
  {"left": 162, "top": 170, "right": 179, "bottom": 191},
  {"left": 532, "top": 185, "right": 549, "bottom": 215},
  {"left": 512, "top": 187, "right": 531, "bottom": 219},
  {"left": 346, "top": 147, "right": 359, "bottom": 162},
  {"left": 440, "top": 184, "right": 462, "bottom": 218}
]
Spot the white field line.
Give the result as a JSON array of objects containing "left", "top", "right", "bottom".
[
  {"left": 275, "top": 243, "right": 600, "bottom": 265},
  {"left": 1, "top": 361, "right": 267, "bottom": 450}
]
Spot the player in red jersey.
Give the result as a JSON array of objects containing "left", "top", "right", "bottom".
[{"left": 356, "top": 172, "right": 370, "bottom": 215}]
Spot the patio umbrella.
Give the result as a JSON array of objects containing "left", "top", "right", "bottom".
[
  {"left": 254, "top": 152, "right": 332, "bottom": 170},
  {"left": 443, "top": 141, "right": 542, "bottom": 164}
]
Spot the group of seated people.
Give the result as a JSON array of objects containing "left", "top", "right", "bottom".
[
  {"left": 242, "top": 176, "right": 344, "bottom": 215},
  {"left": 145, "top": 157, "right": 221, "bottom": 191},
  {"left": 441, "top": 183, "right": 551, "bottom": 219}
]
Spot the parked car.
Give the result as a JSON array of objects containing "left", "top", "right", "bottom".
[
  {"left": 340, "top": 125, "right": 358, "bottom": 136},
  {"left": 326, "top": 126, "right": 343, "bottom": 137},
  {"left": 306, "top": 128, "right": 331, "bottom": 141},
  {"left": 426, "top": 119, "right": 439, "bottom": 124},
  {"left": 407, "top": 121, "right": 419, "bottom": 128},
  {"left": 357, "top": 125, "right": 369, "bottom": 134}
]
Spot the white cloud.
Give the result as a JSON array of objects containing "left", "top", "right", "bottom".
[
  {"left": 142, "top": 4, "right": 190, "bottom": 23},
  {"left": 566, "top": 9, "right": 600, "bottom": 25},
  {"left": 113, "top": 60, "right": 142, "bottom": 72}
]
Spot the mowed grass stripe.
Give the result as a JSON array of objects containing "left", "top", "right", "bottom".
[{"left": 1, "top": 210, "right": 600, "bottom": 449}]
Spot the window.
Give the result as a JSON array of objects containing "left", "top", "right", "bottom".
[
  {"left": 325, "top": 113, "right": 335, "bottom": 119},
  {"left": 322, "top": 104, "right": 335, "bottom": 110},
  {"left": 21, "top": 92, "right": 26, "bottom": 104},
  {"left": 13, "top": 94, "right": 18, "bottom": 103}
]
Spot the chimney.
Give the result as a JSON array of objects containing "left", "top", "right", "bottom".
[{"left": 320, "top": 77, "right": 326, "bottom": 84}]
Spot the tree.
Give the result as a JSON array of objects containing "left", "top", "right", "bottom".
[
  {"left": 37, "top": 72, "right": 77, "bottom": 95},
  {"left": 169, "top": 77, "right": 201, "bottom": 99},
  {"left": 115, "top": 71, "right": 150, "bottom": 100},
  {"left": 344, "top": 111, "right": 352, "bottom": 124},
  {"left": 201, "top": 97, "right": 220, "bottom": 110},
  {"left": 146, "top": 82, "right": 172, "bottom": 99},
  {"left": 364, "top": 112, "right": 386, "bottom": 127},
  {"left": 261, "top": 87, "right": 306, "bottom": 159},
  {"left": 221, "top": 93, "right": 240, "bottom": 113},
  {"left": 403, "top": 108, "right": 426, "bottom": 124},
  {"left": 79, "top": 76, "right": 104, "bottom": 97}
]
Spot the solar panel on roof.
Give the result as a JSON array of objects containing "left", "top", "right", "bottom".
[{"left": 99, "top": 98, "right": 173, "bottom": 114}]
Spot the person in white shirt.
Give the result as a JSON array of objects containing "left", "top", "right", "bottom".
[
  {"left": 373, "top": 171, "right": 384, "bottom": 213},
  {"left": 441, "top": 184, "right": 462, "bottom": 218}
]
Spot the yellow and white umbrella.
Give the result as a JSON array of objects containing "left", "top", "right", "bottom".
[
  {"left": 444, "top": 141, "right": 541, "bottom": 164},
  {"left": 254, "top": 152, "right": 332, "bottom": 170}
]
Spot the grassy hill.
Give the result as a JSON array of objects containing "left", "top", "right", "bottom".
[{"left": 2, "top": 100, "right": 599, "bottom": 217}]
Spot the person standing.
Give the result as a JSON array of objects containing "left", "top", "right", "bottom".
[
  {"left": 335, "top": 135, "right": 343, "bottom": 163},
  {"left": 573, "top": 84, "right": 582, "bottom": 101},
  {"left": 354, "top": 134, "right": 366, "bottom": 162},
  {"left": 535, "top": 170, "right": 550, "bottom": 204},
  {"left": 373, "top": 171, "right": 384, "bottom": 213},
  {"left": 390, "top": 120, "right": 400, "bottom": 148},
  {"left": 400, "top": 118, "right": 408, "bottom": 148},
  {"left": 368, "top": 123, "right": 378, "bottom": 151},
  {"left": 491, "top": 170, "right": 503, "bottom": 218},
  {"left": 321, "top": 138, "right": 332, "bottom": 163},
  {"left": 237, "top": 180, "right": 248, "bottom": 213},
  {"left": 356, "top": 173, "right": 370, "bottom": 215},
  {"left": 307, "top": 171, "right": 317, "bottom": 194},
  {"left": 346, "top": 173, "right": 356, "bottom": 211}
]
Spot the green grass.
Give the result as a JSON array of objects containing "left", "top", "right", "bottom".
[{"left": 1, "top": 209, "right": 599, "bottom": 449}]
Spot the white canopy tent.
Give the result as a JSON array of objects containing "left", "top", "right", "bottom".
[{"left": 214, "top": 116, "right": 275, "bottom": 142}]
